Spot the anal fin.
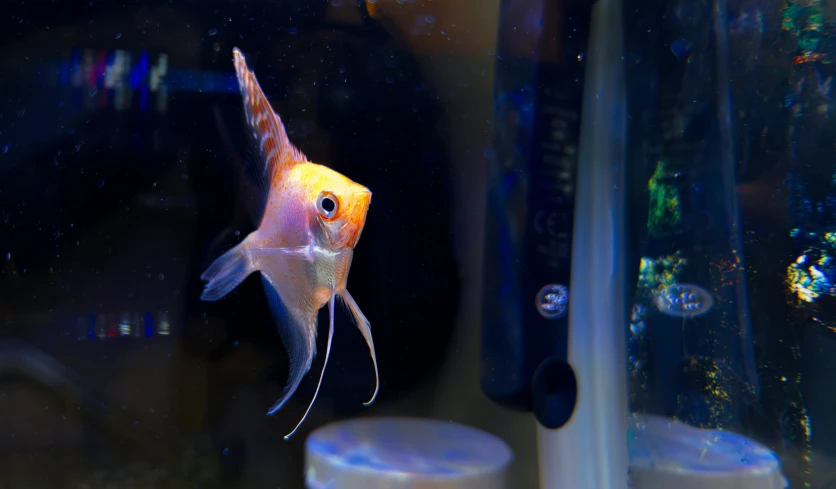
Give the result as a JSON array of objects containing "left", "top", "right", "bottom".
[{"left": 259, "top": 273, "right": 317, "bottom": 425}]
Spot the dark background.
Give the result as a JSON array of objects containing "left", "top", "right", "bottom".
[{"left": 0, "top": 1, "right": 513, "bottom": 488}]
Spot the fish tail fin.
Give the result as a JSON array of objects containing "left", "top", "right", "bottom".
[{"left": 200, "top": 234, "right": 257, "bottom": 301}]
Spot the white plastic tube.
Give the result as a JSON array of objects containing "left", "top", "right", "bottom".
[{"left": 536, "top": 0, "right": 629, "bottom": 486}]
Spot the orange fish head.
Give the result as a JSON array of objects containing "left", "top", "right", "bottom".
[{"left": 296, "top": 163, "right": 372, "bottom": 250}]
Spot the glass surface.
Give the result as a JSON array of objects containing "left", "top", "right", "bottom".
[
  {"left": 4, "top": 0, "right": 836, "bottom": 488},
  {"left": 623, "top": 0, "right": 836, "bottom": 488}
]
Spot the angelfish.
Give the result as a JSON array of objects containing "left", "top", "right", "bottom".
[{"left": 200, "top": 47, "right": 379, "bottom": 439}]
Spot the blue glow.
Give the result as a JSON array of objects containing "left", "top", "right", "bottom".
[
  {"left": 671, "top": 40, "right": 689, "bottom": 57},
  {"left": 144, "top": 312, "right": 153, "bottom": 338}
]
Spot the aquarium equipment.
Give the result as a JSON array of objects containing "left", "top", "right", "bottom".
[
  {"left": 480, "top": 0, "right": 592, "bottom": 423},
  {"left": 483, "top": 0, "right": 795, "bottom": 486}
]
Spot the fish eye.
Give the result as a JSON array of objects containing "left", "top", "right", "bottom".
[{"left": 317, "top": 191, "right": 339, "bottom": 220}]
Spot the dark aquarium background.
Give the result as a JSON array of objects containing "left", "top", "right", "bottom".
[{"left": 0, "top": 0, "right": 513, "bottom": 488}]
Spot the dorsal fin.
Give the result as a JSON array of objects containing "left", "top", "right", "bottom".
[{"left": 232, "top": 47, "right": 307, "bottom": 225}]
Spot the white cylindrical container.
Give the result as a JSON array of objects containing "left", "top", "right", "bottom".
[{"left": 304, "top": 417, "right": 513, "bottom": 489}]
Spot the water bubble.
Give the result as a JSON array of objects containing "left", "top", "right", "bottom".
[
  {"left": 96, "top": 178, "right": 105, "bottom": 188},
  {"left": 16, "top": 108, "right": 25, "bottom": 118},
  {"left": 208, "top": 28, "right": 218, "bottom": 36},
  {"left": 536, "top": 284, "right": 569, "bottom": 319},
  {"left": 158, "top": 273, "right": 165, "bottom": 281},
  {"left": 3, "top": 145, "right": 8, "bottom": 154},
  {"left": 6, "top": 253, "right": 10, "bottom": 260},
  {"left": 213, "top": 43, "right": 220, "bottom": 52},
  {"left": 441, "top": 30, "right": 447, "bottom": 35},
  {"left": 653, "top": 283, "right": 714, "bottom": 318},
  {"left": 90, "top": 87, "right": 97, "bottom": 96},
  {"left": 288, "top": 26, "right": 298, "bottom": 34},
  {"left": 115, "top": 32, "right": 121, "bottom": 39},
  {"left": 223, "top": 448, "right": 229, "bottom": 456},
  {"left": 425, "top": 15, "right": 436, "bottom": 23}
]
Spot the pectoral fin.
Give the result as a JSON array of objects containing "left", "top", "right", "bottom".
[{"left": 339, "top": 289, "right": 379, "bottom": 406}]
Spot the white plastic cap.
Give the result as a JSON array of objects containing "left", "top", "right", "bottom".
[
  {"left": 304, "top": 417, "right": 513, "bottom": 489},
  {"left": 629, "top": 414, "right": 788, "bottom": 489}
]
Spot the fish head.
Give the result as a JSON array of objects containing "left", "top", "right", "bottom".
[{"left": 292, "top": 162, "right": 372, "bottom": 250}]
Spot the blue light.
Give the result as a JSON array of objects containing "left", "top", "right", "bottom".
[{"left": 144, "top": 312, "right": 154, "bottom": 338}]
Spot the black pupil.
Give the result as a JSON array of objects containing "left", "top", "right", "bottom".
[{"left": 321, "top": 197, "right": 335, "bottom": 213}]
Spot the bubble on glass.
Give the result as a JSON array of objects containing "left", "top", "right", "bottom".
[
  {"left": 114, "top": 32, "right": 121, "bottom": 39},
  {"left": 425, "top": 15, "right": 436, "bottom": 24},
  {"left": 535, "top": 284, "right": 569, "bottom": 319},
  {"left": 652, "top": 283, "right": 714, "bottom": 318},
  {"left": 208, "top": 27, "right": 218, "bottom": 36}
]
